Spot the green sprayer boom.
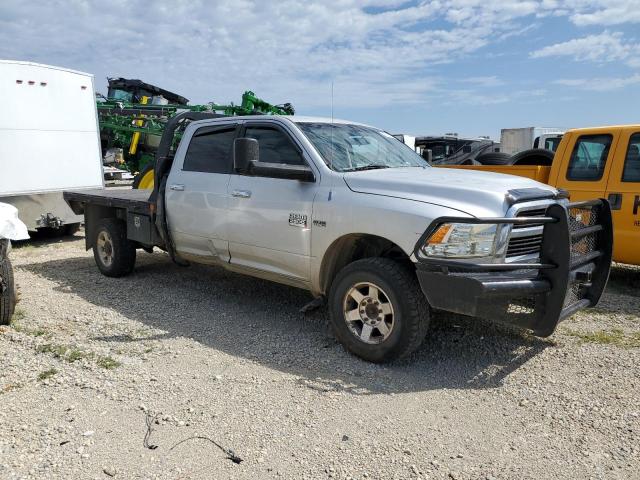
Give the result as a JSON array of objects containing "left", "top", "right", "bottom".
[{"left": 98, "top": 78, "right": 295, "bottom": 178}]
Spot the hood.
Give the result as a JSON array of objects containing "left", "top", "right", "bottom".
[{"left": 343, "top": 167, "right": 556, "bottom": 217}]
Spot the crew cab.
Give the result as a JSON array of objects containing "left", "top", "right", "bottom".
[
  {"left": 64, "top": 114, "right": 613, "bottom": 362},
  {"left": 442, "top": 125, "right": 639, "bottom": 266}
]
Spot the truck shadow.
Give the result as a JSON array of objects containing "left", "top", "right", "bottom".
[
  {"left": 605, "top": 263, "right": 640, "bottom": 298},
  {"left": 24, "top": 252, "right": 560, "bottom": 394}
]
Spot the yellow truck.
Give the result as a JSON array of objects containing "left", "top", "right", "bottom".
[{"left": 441, "top": 125, "right": 640, "bottom": 265}]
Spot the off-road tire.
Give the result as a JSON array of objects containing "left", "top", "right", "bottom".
[
  {"left": 475, "top": 152, "right": 513, "bottom": 165},
  {"left": 93, "top": 219, "right": 136, "bottom": 277},
  {"left": 0, "top": 257, "right": 16, "bottom": 325},
  {"left": 328, "top": 258, "right": 430, "bottom": 363},
  {"left": 510, "top": 148, "right": 555, "bottom": 166}
]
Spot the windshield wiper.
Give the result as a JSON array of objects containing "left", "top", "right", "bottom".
[{"left": 344, "top": 164, "right": 390, "bottom": 172}]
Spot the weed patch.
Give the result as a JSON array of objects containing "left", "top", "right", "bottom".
[
  {"left": 565, "top": 328, "right": 640, "bottom": 348},
  {"left": 96, "top": 356, "right": 121, "bottom": 369},
  {"left": 36, "top": 342, "right": 121, "bottom": 368},
  {"left": 37, "top": 368, "right": 58, "bottom": 381}
]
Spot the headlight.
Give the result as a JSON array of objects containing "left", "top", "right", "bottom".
[{"left": 421, "top": 223, "right": 506, "bottom": 260}]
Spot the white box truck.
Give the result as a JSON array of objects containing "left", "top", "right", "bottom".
[
  {"left": 500, "top": 127, "right": 564, "bottom": 155},
  {"left": 0, "top": 60, "right": 103, "bottom": 232}
]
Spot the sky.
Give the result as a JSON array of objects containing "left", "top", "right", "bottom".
[{"left": 1, "top": 0, "right": 639, "bottom": 139}]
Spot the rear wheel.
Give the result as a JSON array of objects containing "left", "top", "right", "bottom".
[
  {"left": 93, "top": 219, "right": 136, "bottom": 277},
  {"left": 328, "top": 258, "right": 430, "bottom": 363},
  {"left": 0, "top": 257, "right": 16, "bottom": 325},
  {"left": 133, "top": 163, "right": 155, "bottom": 190}
]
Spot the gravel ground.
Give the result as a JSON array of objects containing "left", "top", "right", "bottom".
[{"left": 1, "top": 231, "right": 639, "bottom": 480}]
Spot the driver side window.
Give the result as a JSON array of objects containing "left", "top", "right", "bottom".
[{"left": 244, "top": 126, "right": 305, "bottom": 166}]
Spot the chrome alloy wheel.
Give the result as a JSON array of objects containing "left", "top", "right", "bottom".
[
  {"left": 343, "top": 282, "right": 394, "bottom": 345},
  {"left": 96, "top": 230, "right": 114, "bottom": 267}
]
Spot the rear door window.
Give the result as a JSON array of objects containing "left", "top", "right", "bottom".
[
  {"left": 566, "top": 134, "right": 612, "bottom": 181},
  {"left": 622, "top": 132, "right": 640, "bottom": 182},
  {"left": 183, "top": 127, "right": 236, "bottom": 173}
]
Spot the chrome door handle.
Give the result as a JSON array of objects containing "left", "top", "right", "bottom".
[
  {"left": 169, "top": 184, "right": 185, "bottom": 191},
  {"left": 232, "top": 189, "right": 252, "bottom": 198}
]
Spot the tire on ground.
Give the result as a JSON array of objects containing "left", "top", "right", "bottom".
[
  {"left": 328, "top": 258, "right": 430, "bottom": 363},
  {"left": 93, "top": 218, "right": 136, "bottom": 277},
  {"left": 475, "top": 152, "right": 513, "bottom": 165},
  {"left": 510, "top": 148, "right": 555, "bottom": 166},
  {"left": 0, "top": 257, "right": 16, "bottom": 325}
]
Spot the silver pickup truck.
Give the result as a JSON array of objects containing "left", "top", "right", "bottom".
[{"left": 65, "top": 113, "right": 613, "bottom": 362}]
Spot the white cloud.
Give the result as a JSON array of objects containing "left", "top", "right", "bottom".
[
  {"left": 0, "top": 0, "right": 543, "bottom": 110},
  {"left": 554, "top": 74, "right": 640, "bottom": 91},
  {"left": 564, "top": 0, "right": 640, "bottom": 26},
  {"left": 446, "top": 88, "right": 546, "bottom": 106},
  {"left": 460, "top": 76, "right": 505, "bottom": 87},
  {"left": 530, "top": 31, "right": 639, "bottom": 65}
]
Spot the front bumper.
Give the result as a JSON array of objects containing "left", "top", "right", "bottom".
[{"left": 414, "top": 200, "right": 613, "bottom": 336}]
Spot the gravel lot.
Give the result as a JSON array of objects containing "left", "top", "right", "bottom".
[{"left": 1, "top": 231, "right": 639, "bottom": 479}]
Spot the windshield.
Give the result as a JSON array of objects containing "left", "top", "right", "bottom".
[{"left": 297, "top": 123, "right": 429, "bottom": 172}]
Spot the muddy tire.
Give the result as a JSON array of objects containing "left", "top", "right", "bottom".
[{"left": 328, "top": 258, "right": 430, "bottom": 363}]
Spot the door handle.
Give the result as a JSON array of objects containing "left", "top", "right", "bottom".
[
  {"left": 232, "top": 189, "right": 252, "bottom": 198},
  {"left": 169, "top": 184, "right": 185, "bottom": 191},
  {"left": 607, "top": 193, "right": 622, "bottom": 210}
]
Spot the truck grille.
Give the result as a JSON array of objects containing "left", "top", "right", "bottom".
[
  {"left": 506, "top": 208, "right": 546, "bottom": 259},
  {"left": 506, "top": 233, "right": 543, "bottom": 257},
  {"left": 564, "top": 205, "right": 601, "bottom": 308}
]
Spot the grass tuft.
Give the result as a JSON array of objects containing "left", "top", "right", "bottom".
[
  {"left": 96, "top": 356, "right": 121, "bottom": 369},
  {"left": 37, "top": 368, "right": 58, "bottom": 381},
  {"left": 566, "top": 328, "right": 640, "bottom": 348},
  {"left": 37, "top": 342, "right": 121, "bottom": 369},
  {"left": 10, "top": 307, "right": 26, "bottom": 323}
]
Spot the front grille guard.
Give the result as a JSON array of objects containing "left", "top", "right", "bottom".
[{"left": 414, "top": 199, "right": 613, "bottom": 336}]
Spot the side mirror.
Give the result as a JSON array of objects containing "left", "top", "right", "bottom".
[
  {"left": 234, "top": 137, "right": 259, "bottom": 172},
  {"left": 424, "top": 149, "right": 433, "bottom": 163},
  {"left": 250, "top": 161, "right": 315, "bottom": 182}
]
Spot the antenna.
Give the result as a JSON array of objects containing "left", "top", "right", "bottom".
[
  {"left": 330, "top": 81, "right": 334, "bottom": 172},
  {"left": 331, "top": 81, "right": 334, "bottom": 123}
]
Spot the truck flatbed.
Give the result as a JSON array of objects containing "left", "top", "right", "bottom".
[{"left": 64, "top": 188, "right": 151, "bottom": 215}]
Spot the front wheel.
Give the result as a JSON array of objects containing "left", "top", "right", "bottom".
[
  {"left": 0, "top": 257, "right": 16, "bottom": 325},
  {"left": 93, "top": 219, "right": 136, "bottom": 277},
  {"left": 328, "top": 258, "right": 430, "bottom": 363}
]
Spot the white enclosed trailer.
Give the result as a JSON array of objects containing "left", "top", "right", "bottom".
[
  {"left": 500, "top": 127, "right": 564, "bottom": 155},
  {"left": 0, "top": 61, "right": 103, "bottom": 231}
]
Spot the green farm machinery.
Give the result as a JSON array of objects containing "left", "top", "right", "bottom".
[{"left": 98, "top": 78, "right": 294, "bottom": 188}]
